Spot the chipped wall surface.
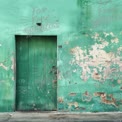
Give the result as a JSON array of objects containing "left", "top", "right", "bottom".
[{"left": 0, "top": 0, "right": 122, "bottom": 112}]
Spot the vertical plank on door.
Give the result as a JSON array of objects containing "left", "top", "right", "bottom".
[
  {"left": 16, "top": 36, "right": 29, "bottom": 110},
  {"left": 44, "top": 37, "right": 57, "bottom": 110}
]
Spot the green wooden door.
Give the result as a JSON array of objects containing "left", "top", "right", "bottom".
[{"left": 16, "top": 36, "right": 57, "bottom": 111}]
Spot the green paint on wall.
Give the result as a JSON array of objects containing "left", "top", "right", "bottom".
[{"left": 0, "top": 0, "right": 122, "bottom": 112}]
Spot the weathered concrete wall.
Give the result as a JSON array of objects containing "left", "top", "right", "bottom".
[{"left": 0, "top": 0, "right": 122, "bottom": 112}]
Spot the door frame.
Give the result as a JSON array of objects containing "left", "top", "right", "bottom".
[{"left": 15, "top": 35, "right": 57, "bottom": 111}]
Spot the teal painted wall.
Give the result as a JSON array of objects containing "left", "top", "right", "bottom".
[{"left": 0, "top": 0, "right": 122, "bottom": 112}]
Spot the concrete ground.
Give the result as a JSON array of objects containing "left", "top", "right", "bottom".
[{"left": 0, "top": 112, "right": 122, "bottom": 122}]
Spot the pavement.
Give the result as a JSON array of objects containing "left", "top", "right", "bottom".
[{"left": 0, "top": 112, "right": 122, "bottom": 122}]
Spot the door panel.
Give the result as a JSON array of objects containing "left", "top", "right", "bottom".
[{"left": 16, "top": 36, "right": 57, "bottom": 111}]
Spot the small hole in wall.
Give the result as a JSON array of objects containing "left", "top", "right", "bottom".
[
  {"left": 82, "top": 32, "right": 87, "bottom": 35},
  {"left": 52, "top": 66, "right": 56, "bottom": 69},
  {"left": 36, "top": 23, "right": 42, "bottom": 26},
  {"left": 58, "top": 45, "right": 62, "bottom": 48},
  {"left": 54, "top": 71, "right": 57, "bottom": 74}
]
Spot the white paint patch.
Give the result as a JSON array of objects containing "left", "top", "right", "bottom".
[
  {"left": 11, "top": 57, "right": 14, "bottom": 70},
  {"left": 111, "top": 38, "right": 119, "bottom": 43},
  {"left": 70, "top": 45, "right": 116, "bottom": 81},
  {"left": 12, "top": 77, "right": 14, "bottom": 81},
  {"left": 91, "top": 33, "right": 99, "bottom": 40},
  {"left": 57, "top": 60, "right": 63, "bottom": 66},
  {"left": 104, "top": 32, "right": 115, "bottom": 38},
  {"left": 70, "top": 32, "right": 122, "bottom": 82},
  {"left": 103, "top": 32, "right": 109, "bottom": 37},
  {"left": 110, "top": 32, "right": 115, "bottom": 37},
  {"left": 73, "top": 69, "right": 77, "bottom": 73},
  {"left": 118, "top": 47, "right": 122, "bottom": 51},
  {"left": 0, "top": 63, "right": 8, "bottom": 70}
]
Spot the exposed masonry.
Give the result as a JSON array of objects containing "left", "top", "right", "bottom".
[{"left": 0, "top": 63, "right": 8, "bottom": 70}]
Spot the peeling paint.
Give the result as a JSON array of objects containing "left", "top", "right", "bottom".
[
  {"left": 68, "top": 102, "right": 79, "bottom": 108},
  {"left": 11, "top": 57, "right": 14, "bottom": 70},
  {"left": 94, "top": 92, "right": 118, "bottom": 108},
  {"left": 82, "top": 91, "right": 92, "bottom": 102},
  {"left": 0, "top": 63, "right": 8, "bottom": 70},
  {"left": 0, "top": 0, "right": 122, "bottom": 112},
  {"left": 111, "top": 38, "right": 119, "bottom": 43},
  {"left": 70, "top": 31, "right": 122, "bottom": 83},
  {"left": 58, "top": 97, "right": 64, "bottom": 103},
  {"left": 69, "top": 93, "right": 76, "bottom": 96}
]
